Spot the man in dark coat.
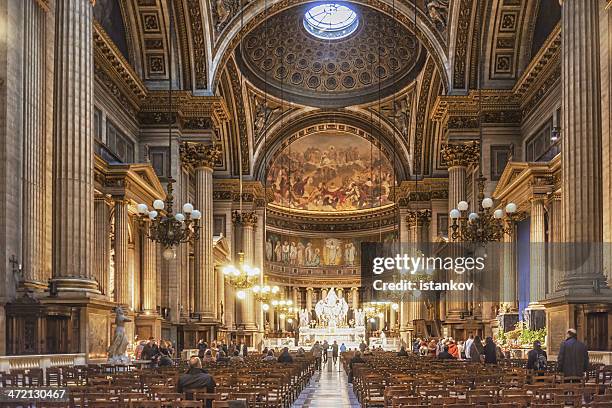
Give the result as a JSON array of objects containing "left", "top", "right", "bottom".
[
  {"left": 437, "top": 345, "right": 456, "bottom": 360},
  {"left": 348, "top": 351, "right": 365, "bottom": 383},
  {"left": 557, "top": 329, "right": 589, "bottom": 377},
  {"left": 177, "top": 357, "right": 216, "bottom": 407},
  {"left": 527, "top": 340, "right": 548, "bottom": 370},
  {"left": 277, "top": 347, "right": 294, "bottom": 363}
]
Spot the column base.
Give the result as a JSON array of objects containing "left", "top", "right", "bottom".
[
  {"left": 41, "top": 295, "right": 115, "bottom": 360},
  {"left": 555, "top": 274, "right": 610, "bottom": 297},
  {"left": 524, "top": 303, "right": 546, "bottom": 330},
  {"left": 542, "top": 296, "right": 612, "bottom": 354},
  {"left": 135, "top": 313, "right": 162, "bottom": 341},
  {"left": 50, "top": 277, "right": 100, "bottom": 294}
]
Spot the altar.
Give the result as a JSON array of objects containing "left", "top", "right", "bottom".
[
  {"left": 297, "top": 287, "right": 366, "bottom": 347},
  {"left": 298, "top": 326, "right": 365, "bottom": 346}
]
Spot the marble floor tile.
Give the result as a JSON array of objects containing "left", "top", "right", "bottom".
[{"left": 292, "top": 360, "right": 361, "bottom": 408}]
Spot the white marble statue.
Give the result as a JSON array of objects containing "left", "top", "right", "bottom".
[
  {"left": 299, "top": 308, "right": 310, "bottom": 327},
  {"left": 315, "top": 288, "right": 349, "bottom": 328},
  {"left": 108, "top": 306, "right": 131, "bottom": 364}
]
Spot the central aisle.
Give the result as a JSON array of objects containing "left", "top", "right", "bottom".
[{"left": 292, "top": 358, "right": 361, "bottom": 408}]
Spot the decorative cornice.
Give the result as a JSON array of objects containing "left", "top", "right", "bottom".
[
  {"left": 406, "top": 209, "right": 432, "bottom": 227},
  {"left": 440, "top": 142, "right": 480, "bottom": 168},
  {"left": 232, "top": 210, "right": 258, "bottom": 226},
  {"left": 179, "top": 142, "right": 222, "bottom": 170},
  {"left": 93, "top": 22, "right": 148, "bottom": 112},
  {"left": 393, "top": 179, "right": 449, "bottom": 206},
  {"left": 139, "top": 91, "right": 229, "bottom": 129},
  {"left": 431, "top": 90, "right": 521, "bottom": 125},
  {"left": 212, "top": 179, "right": 268, "bottom": 205}
]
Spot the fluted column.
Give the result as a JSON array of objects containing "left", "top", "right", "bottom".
[
  {"left": 389, "top": 305, "right": 397, "bottom": 331},
  {"left": 529, "top": 197, "right": 547, "bottom": 304},
  {"left": 306, "top": 287, "right": 314, "bottom": 316},
  {"left": 442, "top": 143, "right": 478, "bottom": 319},
  {"left": 547, "top": 193, "right": 563, "bottom": 294},
  {"left": 21, "top": 0, "right": 49, "bottom": 288},
  {"left": 233, "top": 211, "right": 258, "bottom": 331},
  {"left": 113, "top": 199, "right": 130, "bottom": 305},
  {"left": 142, "top": 233, "right": 157, "bottom": 312},
  {"left": 94, "top": 197, "right": 110, "bottom": 296},
  {"left": 557, "top": 0, "right": 609, "bottom": 294},
  {"left": 180, "top": 142, "right": 221, "bottom": 320},
  {"left": 51, "top": 0, "right": 98, "bottom": 293},
  {"left": 501, "top": 223, "right": 518, "bottom": 311},
  {"left": 351, "top": 287, "right": 359, "bottom": 311}
]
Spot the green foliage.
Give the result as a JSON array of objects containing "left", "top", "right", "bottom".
[{"left": 495, "top": 321, "right": 546, "bottom": 348}]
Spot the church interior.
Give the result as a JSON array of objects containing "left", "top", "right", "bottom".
[{"left": 1, "top": 0, "right": 612, "bottom": 406}]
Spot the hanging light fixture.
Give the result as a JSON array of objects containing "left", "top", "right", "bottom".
[
  {"left": 136, "top": 0, "right": 200, "bottom": 260},
  {"left": 271, "top": 298, "right": 298, "bottom": 321},
  {"left": 447, "top": 0, "right": 517, "bottom": 245},
  {"left": 252, "top": 280, "right": 280, "bottom": 311},
  {"left": 222, "top": 252, "right": 261, "bottom": 300}
]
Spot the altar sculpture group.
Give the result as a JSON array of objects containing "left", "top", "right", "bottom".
[{"left": 298, "top": 288, "right": 366, "bottom": 347}]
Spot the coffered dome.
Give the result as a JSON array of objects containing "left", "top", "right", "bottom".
[{"left": 235, "top": 3, "right": 427, "bottom": 108}]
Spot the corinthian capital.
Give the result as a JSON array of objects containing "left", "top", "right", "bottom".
[
  {"left": 406, "top": 209, "right": 432, "bottom": 227},
  {"left": 180, "top": 142, "right": 222, "bottom": 170},
  {"left": 441, "top": 142, "right": 480, "bottom": 168},
  {"left": 232, "top": 210, "right": 258, "bottom": 226}
]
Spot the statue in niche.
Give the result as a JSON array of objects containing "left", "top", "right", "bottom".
[
  {"left": 426, "top": 0, "right": 449, "bottom": 30},
  {"left": 253, "top": 97, "right": 280, "bottom": 138},
  {"left": 391, "top": 94, "right": 412, "bottom": 138},
  {"left": 108, "top": 306, "right": 131, "bottom": 364},
  {"left": 345, "top": 242, "right": 356, "bottom": 266}
]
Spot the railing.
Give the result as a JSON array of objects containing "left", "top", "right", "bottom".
[
  {"left": 588, "top": 351, "right": 612, "bottom": 365},
  {"left": 0, "top": 354, "right": 87, "bottom": 374}
]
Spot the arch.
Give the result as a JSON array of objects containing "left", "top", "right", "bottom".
[{"left": 252, "top": 110, "right": 411, "bottom": 184}]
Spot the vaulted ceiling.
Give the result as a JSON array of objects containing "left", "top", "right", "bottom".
[{"left": 94, "top": 0, "right": 561, "bottom": 181}]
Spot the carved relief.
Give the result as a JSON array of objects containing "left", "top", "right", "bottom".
[
  {"left": 453, "top": 0, "right": 472, "bottom": 89},
  {"left": 252, "top": 96, "right": 281, "bottom": 141},
  {"left": 426, "top": 0, "right": 449, "bottom": 31}
]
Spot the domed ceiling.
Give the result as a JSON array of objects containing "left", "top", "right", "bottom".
[
  {"left": 267, "top": 132, "right": 394, "bottom": 212},
  {"left": 235, "top": 3, "right": 428, "bottom": 108}
]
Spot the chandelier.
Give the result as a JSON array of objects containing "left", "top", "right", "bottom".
[
  {"left": 136, "top": 2, "right": 199, "bottom": 260},
  {"left": 253, "top": 283, "right": 280, "bottom": 312},
  {"left": 363, "top": 301, "right": 395, "bottom": 322},
  {"left": 222, "top": 252, "right": 261, "bottom": 299},
  {"left": 137, "top": 190, "right": 201, "bottom": 259},
  {"left": 272, "top": 299, "right": 298, "bottom": 322},
  {"left": 449, "top": 176, "right": 518, "bottom": 244}
]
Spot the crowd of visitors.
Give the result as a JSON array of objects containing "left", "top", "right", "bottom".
[{"left": 405, "top": 328, "right": 590, "bottom": 379}]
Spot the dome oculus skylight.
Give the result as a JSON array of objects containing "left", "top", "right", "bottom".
[{"left": 303, "top": 3, "right": 359, "bottom": 40}]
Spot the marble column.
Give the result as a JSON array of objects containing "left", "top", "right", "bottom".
[
  {"left": 51, "top": 0, "right": 98, "bottom": 293},
  {"left": 547, "top": 193, "right": 563, "bottom": 294},
  {"left": 21, "top": 0, "right": 49, "bottom": 288},
  {"left": 93, "top": 197, "right": 110, "bottom": 297},
  {"left": 529, "top": 197, "right": 547, "bottom": 304},
  {"left": 407, "top": 209, "right": 431, "bottom": 322},
  {"left": 441, "top": 143, "right": 478, "bottom": 319},
  {"left": 233, "top": 211, "right": 258, "bottom": 331},
  {"left": 389, "top": 305, "right": 397, "bottom": 331},
  {"left": 501, "top": 223, "right": 518, "bottom": 311},
  {"left": 306, "top": 287, "right": 314, "bottom": 316},
  {"left": 180, "top": 142, "right": 221, "bottom": 320},
  {"left": 557, "top": 0, "right": 609, "bottom": 294},
  {"left": 113, "top": 199, "right": 130, "bottom": 305},
  {"left": 351, "top": 287, "right": 359, "bottom": 311},
  {"left": 142, "top": 233, "right": 157, "bottom": 312}
]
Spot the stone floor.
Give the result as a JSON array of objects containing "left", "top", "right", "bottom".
[{"left": 292, "top": 357, "right": 361, "bottom": 408}]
